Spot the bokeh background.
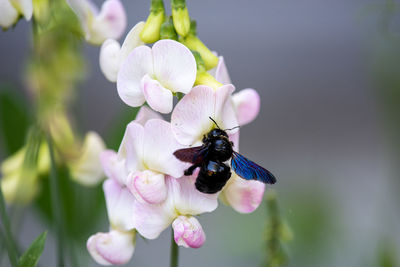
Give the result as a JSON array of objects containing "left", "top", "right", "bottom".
[{"left": 1, "top": 0, "right": 399, "bottom": 266}]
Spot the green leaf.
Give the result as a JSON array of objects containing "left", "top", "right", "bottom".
[
  {"left": 18, "top": 231, "right": 47, "bottom": 267},
  {"left": 0, "top": 84, "right": 31, "bottom": 155}
]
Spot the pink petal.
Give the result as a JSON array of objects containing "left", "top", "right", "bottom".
[
  {"left": 152, "top": 39, "right": 196, "bottom": 94},
  {"left": 141, "top": 75, "right": 173, "bottom": 114},
  {"left": 119, "top": 21, "right": 145, "bottom": 60},
  {"left": 232, "top": 88, "right": 260, "bottom": 126},
  {"left": 142, "top": 119, "right": 187, "bottom": 178},
  {"left": 214, "top": 56, "right": 231, "bottom": 84},
  {"left": 134, "top": 105, "right": 163, "bottom": 126},
  {"left": 172, "top": 216, "right": 206, "bottom": 248},
  {"left": 117, "top": 45, "right": 152, "bottom": 107},
  {"left": 91, "top": 0, "right": 127, "bottom": 43},
  {"left": 215, "top": 84, "right": 238, "bottom": 132},
  {"left": 103, "top": 179, "right": 136, "bottom": 230},
  {"left": 126, "top": 170, "right": 167, "bottom": 204},
  {"left": 221, "top": 174, "right": 265, "bottom": 213},
  {"left": 87, "top": 230, "right": 135, "bottom": 265},
  {"left": 167, "top": 174, "right": 219, "bottom": 215}
]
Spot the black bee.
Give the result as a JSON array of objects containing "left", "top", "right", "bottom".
[{"left": 174, "top": 118, "right": 276, "bottom": 194}]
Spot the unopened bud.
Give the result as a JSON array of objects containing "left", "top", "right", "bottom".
[
  {"left": 140, "top": 0, "right": 165, "bottom": 43},
  {"left": 171, "top": 0, "right": 190, "bottom": 37}
]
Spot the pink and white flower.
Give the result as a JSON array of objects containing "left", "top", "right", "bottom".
[
  {"left": 99, "top": 22, "right": 145, "bottom": 82},
  {"left": 67, "top": 0, "right": 126, "bottom": 45},
  {"left": 117, "top": 39, "right": 197, "bottom": 113},
  {"left": 0, "top": 0, "right": 32, "bottom": 28},
  {"left": 132, "top": 173, "right": 217, "bottom": 246},
  {"left": 171, "top": 83, "right": 265, "bottom": 213},
  {"left": 172, "top": 216, "right": 206, "bottom": 248}
]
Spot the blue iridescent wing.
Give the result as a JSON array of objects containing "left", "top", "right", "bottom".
[{"left": 231, "top": 151, "right": 276, "bottom": 184}]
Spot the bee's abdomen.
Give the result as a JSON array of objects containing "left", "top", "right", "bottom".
[{"left": 195, "top": 160, "right": 231, "bottom": 194}]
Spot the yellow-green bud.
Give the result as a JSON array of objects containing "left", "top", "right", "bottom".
[
  {"left": 140, "top": 0, "right": 165, "bottom": 43},
  {"left": 181, "top": 35, "right": 218, "bottom": 70},
  {"left": 172, "top": 6, "right": 190, "bottom": 37},
  {"left": 32, "top": 0, "right": 50, "bottom": 24},
  {"left": 195, "top": 72, "right": 223, "bottom": 90},
  {"left": 160, "top": 17, "right": 178, "bottom": 41}
]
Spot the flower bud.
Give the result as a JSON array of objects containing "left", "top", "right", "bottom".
[
  {"left": 140, "top": 0, "right": 165, "bottom": 43},
  {"left": 127, "top": 170, "right": 167, "bottom": 204},
  {"left": 171, "top": 0, "right": 190, "bottom": 37},
  {"left": 87, "top": 230, "right": 136, "bottom": 266},
  {"left": 180, "top": 21, "right": 218, "bottom": 70},
  {"left": 195, "top": 72, "right": 223, "bottom": 90},
  {"left": 172, "top": 216, "right": 206, "bottom": 248},
  {"left": 160, "top": 17, "right": 178, "bottom": 41},
  {"left": 68, "top": 132, "right": 106, "bottom": 186}
]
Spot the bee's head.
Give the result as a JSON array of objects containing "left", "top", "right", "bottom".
[{"left": 207, "top": 128, "right": 228, "bottom": 139}]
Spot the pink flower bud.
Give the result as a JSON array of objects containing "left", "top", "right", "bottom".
[
  {"left": 172, "top": 216, "right": 205, "bottom": 248},
  {"left": 87, "top": 230, "right": 135, "bottom": 265}
]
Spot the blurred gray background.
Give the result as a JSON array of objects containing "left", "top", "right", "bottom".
[{"left": 1, "top": 0, "right": 399, "bottom": 266}]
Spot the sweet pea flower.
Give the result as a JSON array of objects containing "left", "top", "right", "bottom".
[
  {"left": 87, "top": 179, "right": 136, "bottom": 265},
  {"left": 117, "top": 39, "right": 197, "bottom": 113},
  {"left": 100, "top": 22, "right": 145, "bottom": 82},
  {"left": 67, "top": 0, "right": 126, "bottom": 45},
  {"left": 171, "top": 84, "right": 265, "bottom": 213},
  {"left": 132, "top": 173, "right": 216, "bottom": 247},
  {"left": 210, "top": 56, "right": 261, "bottom": 126},
  {"left": 0, "top": 0, "right": 32, "bottom": 29}
]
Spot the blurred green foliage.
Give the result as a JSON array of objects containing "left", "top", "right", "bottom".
[{"left": 18, "top": 231, "right": 47, "bottom": 267}]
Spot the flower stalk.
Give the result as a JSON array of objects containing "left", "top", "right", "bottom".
[{"left": 170, "top": 229, "right": 179, "bottom": 267}]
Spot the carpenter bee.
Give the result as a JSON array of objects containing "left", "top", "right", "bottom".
[{"left": 173, "top": 118, "right": 276, "bottom": 194}]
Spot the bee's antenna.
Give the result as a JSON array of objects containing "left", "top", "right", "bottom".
[
  {"left": 224, "top": 125, "right": 240, "bottom": 132},
  {"left": 209, "top": 117, "right": 221, "bottom": 129}
]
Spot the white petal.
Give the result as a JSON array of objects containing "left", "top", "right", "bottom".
[
  {"left": 168, "top": 174, "right": 219, "bottom": 215},
  {"left": 123, "top": 121, "right": 145, "bottom": 172},
  {"left": 99, "top": 39, "right": 121, "bottom": 82},
  {"left": 152, "top": 39, "right": 196, "bottom": 93},
  {"left": 10, "top": 0, "right": 32, "bottom": 20},
  {"left": 142, "top": 119, "right": 187, "bottom": 178},
  {"left": 172, "top": 216, "right": 205, "bottom": 248},
  {"left": 0, "top": 0, "right": 18, "bottom": 28},
  {"left": 103, "top": 179, "right": 136, "bottom": 231},
  {"left": 141, "top": 75, "right": 173, "bottom": 114},
  {"left": 100, "top": 150, "right": 128, "bottom": 186},
  {"left": 69, "top": 132, "right": 106, "bottom": 186},
  {"left": 134, "top": 106, "right": 163, "bottom": 126},
  {"left": 220, "top": 174, "right": 265, "bottom": 214},
  {"left": 171, "top": 85, "right": 216, "bottom": 145},
  {"left": 87, "top": 230, "right": 135, "bottom": 266},
  {"left": 126, "top": 170, "right": 167, "bottom": 204},
  {"left": 232, "top": 88, "right": 260, "bottom": 126},
  {"left": 117, "top": 45, "right": 152, "bottom": 107},
  {"left": 132, "top": 197, "right": 175, "bottom": 239},
  {"left": 215, "top": 84, "right": 238, "bottom": 132},
  {"left": 119, "top": 21, "right": 145, "bottom": 61}
]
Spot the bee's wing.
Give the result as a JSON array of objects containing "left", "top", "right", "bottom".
[
  {"left": 173, "top": 145, "right": 209, "bottom": 164},
  {"left": 231, "top": 151, "right": 277, "bottom": 184}
]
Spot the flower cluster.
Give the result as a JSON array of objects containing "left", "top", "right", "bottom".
[{"left": 88, "top": 14, "right": 265, "bottom": 264}]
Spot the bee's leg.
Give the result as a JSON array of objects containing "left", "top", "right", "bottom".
[{"left": 184, "top": 164, "right": 200, "bottom": 176}]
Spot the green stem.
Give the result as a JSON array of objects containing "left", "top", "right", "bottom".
[
  {"left": 0, "top": 187, "right": 19, "bottom": 267},
  {"left": 170, "top": 229, "right": 179, "bottom": 267},
  {"left": 46, "top": 134, "right": 65, "bottom": 267}
]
